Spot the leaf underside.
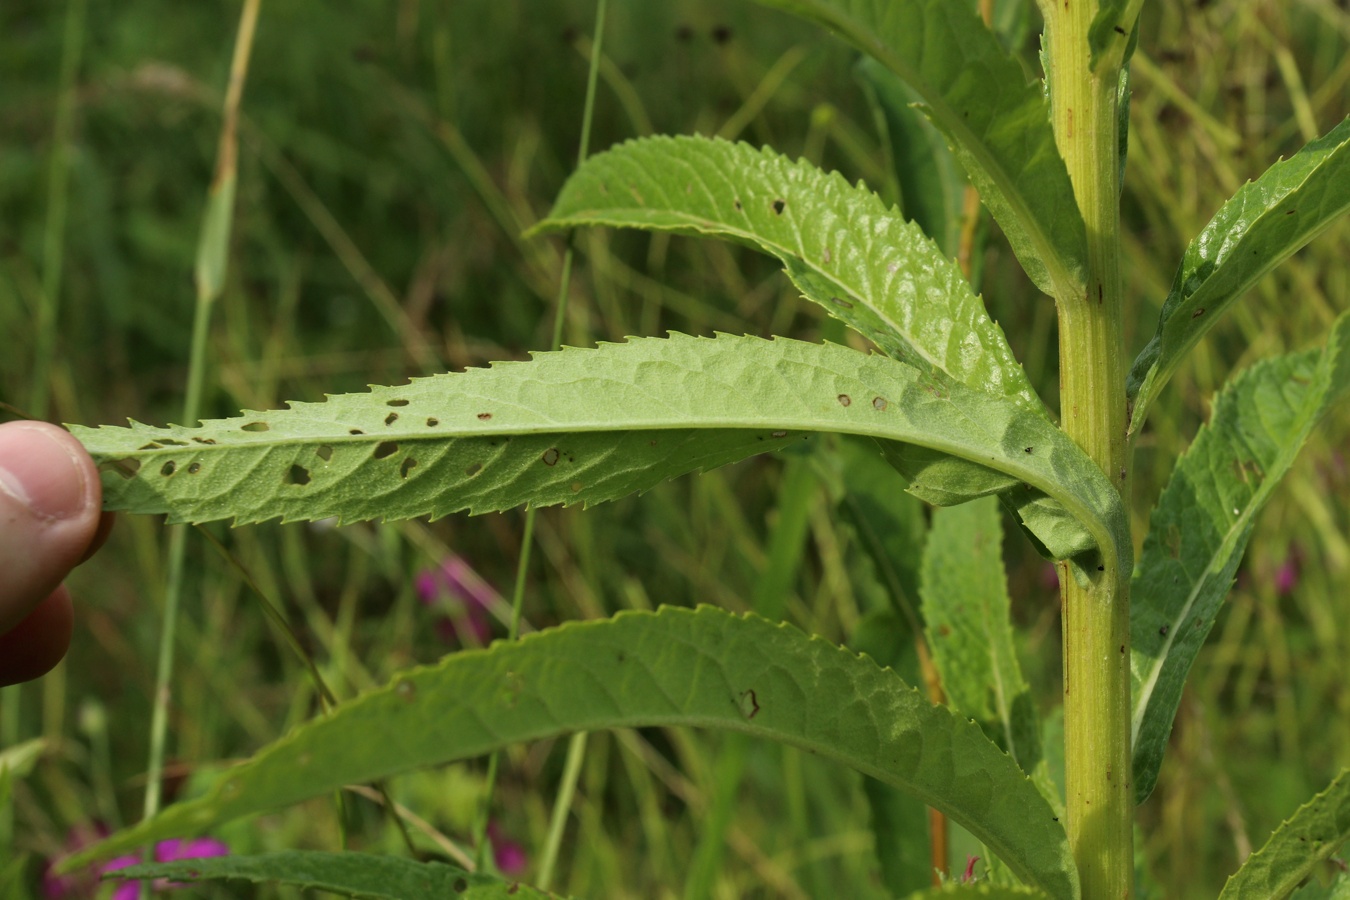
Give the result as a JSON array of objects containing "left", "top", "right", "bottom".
[
  {"left": 68, "top": 607, "right": 1081, "bottom": 900},
  {"left": 108, "top": 853, "right": 557, "bottom": 900},
  {"left": 1130, "top": 312, "right": 1350, "bottom": 803},
  {"left": 1218, "top": 768, "right": 1350, "bottom": 900},
  {"left": 749, "top": 0, "right": 1086, "bottom": 297},
  {"left": 71, "top": 334, "right": 1127, "bottom": 582},
  {"left": 1128, "top": 117, "right": 1350, "bottom": 436}
]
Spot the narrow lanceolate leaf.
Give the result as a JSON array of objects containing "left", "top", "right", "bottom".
[
  {"left": 749, "top": 0, "right": 1086, "bottom": 298},
  {"left": 1219, "top": 769, "right": 1350, "bottom": 900},
  {"left": 1087, "top": 0, "right": 1144, "bottom": 71},
  {"left": 533, "top": 135, "right": 1042, "bottom": 412},
  {"left": 108, "top": 853, "right": 558, "bottom": 900},
  {"left": 67, "top": 607, "right": 1082, "bottom": 900},
  {"left": 1130, "top": 312, "right": 1350, "bottom": 803},
  {"left": 1127, "top": 117, "right": 1350, "bottom": 436},
  {"left": 921, "top": 498, "right": 1052, "bottom": 809},
  {"left": 71, "top": 335, "right": 1128, "bottom": 581},
  {"left": 855, "top": 56, "right": 967, "bottom": 258}
]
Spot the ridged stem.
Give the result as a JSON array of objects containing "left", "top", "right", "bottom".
[{"left": 1044, "top": 3, "right": 1134, "bottom": 897}]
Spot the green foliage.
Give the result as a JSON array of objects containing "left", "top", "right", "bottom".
[
  {"left": 72, "top": 333, "right": 1129, "bottom": 583},
  {"left": 920, "top": 499, "right": 1049, "bottom": 806},
  {"left": 1219, "top": 769, "right": 1350, "bottom": 900},
  {"left": 1130, "top": 312, "right": 1350, "bottom": 803},
  {"left": 535, "top": 135, "right": 1040, "bottom": 411},
  {"left": 748, "top": 0, "right": 1086, "bottom": 297},
  {"left": 108, "top": 851, "right": 562, "bottom": 899},
  {"left": 900, "top": 886, "right": 1047, "bottom": 899},
  {"left": 1127, "top": 117, "right": 1350, "bottom": 436},
  {"left": 65, "top": 606, "right": 1080, "bottom": 900}
]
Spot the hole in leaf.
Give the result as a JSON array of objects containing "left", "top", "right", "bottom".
[
  {"left": 374, "top": 441, "right": 399, "bottom": 460},
  {"left": 187, "top": 463, "right": 202, "bottom": 475},
  {"left": 242, "top": 422, "right": 269, "bottom": 432},
  {"left": 316, "top": 445, "right": 334, "bottom": 461},
  {"left": 384, "top": 412, "right": 399, "bottom": 426},
  {"left": 400, "top": 457, "right": 418, "bottom": 478},
  {"left": 771, "top": 431, "right": 787, "bottom": 438},
  {"left": 102, "top": 459, "right": 140, "bottom": 479},
  {"left": 541, "top": 448, "right": 560, "bottom": 466},
  {"left": 160, "top": 461, "right": 176, "bottom": 476},
  {"left": 158, "top": 439, "right": 188, "bottom": 446},
  {"left": 192, "top": 437, "right": 217, "bottom": 445},
  {"left": 822, "top": 247, "right": 832, "bottom": 264},
  {"left": 139, "top": 443, "right": 162, "bottom": 451},
  {"left": 426, "top": 417, "right": 439, "bottom": 427},
  {"left": 872, "top": 397, "right": 888, "bottom": 410},
  {"left": 830, "top": 296, "right": 853, "bottom": 309},
  {"left": 349, "top": 428, "right": 364, "bottom": 435},
  {"left": 386, "top": 399, "right": 409, "bottom": 407},
  {"left": 477, "top": 412, "right": 492, "bottom": 421},
  {"left": 1191, "top": 307, "right": 1206, "bottom": 318},
  {"left": 733, "top": 199, "right": 742, "bottom": 211},
  {"left": 772, "top": 198, "right": 785, "bottom": 215},
  {"left": 465, "top": 462, "right": 482, "bottom": 476},
  {"left": 287, "top": 465, "right": 312, "bottom": 486},
  {"left": 837, "top": 394, "right": 851, "bottom": 406}
]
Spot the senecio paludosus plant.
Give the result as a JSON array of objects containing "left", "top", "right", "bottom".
[{"left": 56, "top": 2, "right": 1348, "bottom": 898}]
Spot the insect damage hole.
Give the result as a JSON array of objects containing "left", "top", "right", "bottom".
[
  {"left": 374, "top": 441, "right": 399, "bottom": 460},
  {"left": 771, "top": 198, "right": 785, "bottom": 215},
  {"left": 160, "top": 461, "right": 176, "bottom": 476},
  {"left": 384, "top": 412, "right": 400, "bottom": 426},
  {"left": 425, "top": 417, "right": 439, "bottom": 427},
  {"left": 477, "top": 412, "right": 492, "bottom": 421},
  {"left": 241, "top": 421, "right": 269, "bottom": 433},
  {"left": 541, "top": 447, "right": 561, "bottom": 466},
  {"left": 286, "top": 464, "right": 312, "bottom": 486},
  {"left": 400, "top": 457, "right": 418, "bottom": 479},
  {"left": 386, "top": 399, "right": 409, "bottom": 407},
  {"left": 187, "top": 463, "right": 201, "bottom": 475},
  {"left": 872, "top": 396, "right": 888, "bottom": 410},
  {"left": 316, "top": 445, "right": 334, "bottom": 461},
  {"left": 837, "top": 393, "right": 851, "bottom": 406}
]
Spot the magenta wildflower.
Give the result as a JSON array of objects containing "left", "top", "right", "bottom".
[
  {"left": 962, "top": 854, "right": 981, "bottom": 883},
  {"left": 46, "top": 833, "right": 227, "bottom": 900},
  {"left": 415, "top": 554, "right": 497, "bottom": 646},
  {"left": 486, "top": 820, "right": 528, "bottom": 876},
  {"left": 1274, "top": 548, "right": 1300, "bottom": 596}
]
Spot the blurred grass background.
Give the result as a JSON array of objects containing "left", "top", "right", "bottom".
[{"left": 1, "top": 0, "right": 1346, "bottom": 897}]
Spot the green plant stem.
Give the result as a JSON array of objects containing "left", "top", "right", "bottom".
[
  {"left": 1045, "top": 4, "right": 1133, "bottom": 898},
  {"left": 537, "top": 731, "right": 588, "bottom": 891}
]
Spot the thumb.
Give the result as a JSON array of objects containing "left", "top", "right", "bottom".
[{"left": 0, "top": 421, "right": 103, "bottom": 635}]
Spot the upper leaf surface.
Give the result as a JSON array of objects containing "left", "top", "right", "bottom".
[
  {"left": 71, "top": 334, "right": 1127, "bottom": 580},
  {"left": 68, "top": 607, "right": 1081, "bottom": 900},
  {"left": 109, "top": 853, "right": 557, "bottom": 900},
  {"left": 749, "top": 0, "right": 1086, "bottom": 297},
  {"left": 1128, "top": 117, "right": 1350, "bottom": 436},
  {"left": 1218, "top": 768, "right": 1350, "bottom": 900},
  {"left": 1130, "top": 312, "right": 1350, "bottom": 803},
  {"left": 535, "top": 135, "right": 1042, "bottom": 412}
]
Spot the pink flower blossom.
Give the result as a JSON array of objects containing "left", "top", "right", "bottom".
[
  {"left": 1274, "top": 548, "right": 1300, "bottom": 596},
  {"left": 415, "top": 554, "right": 498, "bottom": 646},
  {"left": 487, "top": 820, "right": 528, "bottom": 876},
  {"left": 46, "top": 833, "right": 227, "bottom": 900}
]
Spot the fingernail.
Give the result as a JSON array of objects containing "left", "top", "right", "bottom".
[{"left": 0, "top": 424, "right": 91, "bottom": 522}]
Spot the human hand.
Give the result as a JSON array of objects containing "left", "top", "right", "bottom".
[{"left": 0, "top": 421, "right": 112, "bottom": 686}]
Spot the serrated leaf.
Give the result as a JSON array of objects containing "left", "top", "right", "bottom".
[
  {"left": 749, "top": 0, "right": 1086, "bottom": 297},
  {"left": 67, "top": 607, "right": 1082, "bottom": 900},
  {"left": 1219, "top": 769, "right": 1350, "bottom": 900},
  {"left": 920, "top": 498, "right": 1050, "bottom": 810},
  {"left": 107, "top": 852, "right": 561, "bottom": 899},
  {"left": 71, "top": 334, "right": 1128, "bottom": 582},
  {"left": 533, "top": 135, "right": 1042, "bottom": 412},
  {"left": 1130, "top": 312, "right": 1350, "bottom": 803},
  {"left": 1127, "top": 117, "right": 1350, "bottom": 436}
]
